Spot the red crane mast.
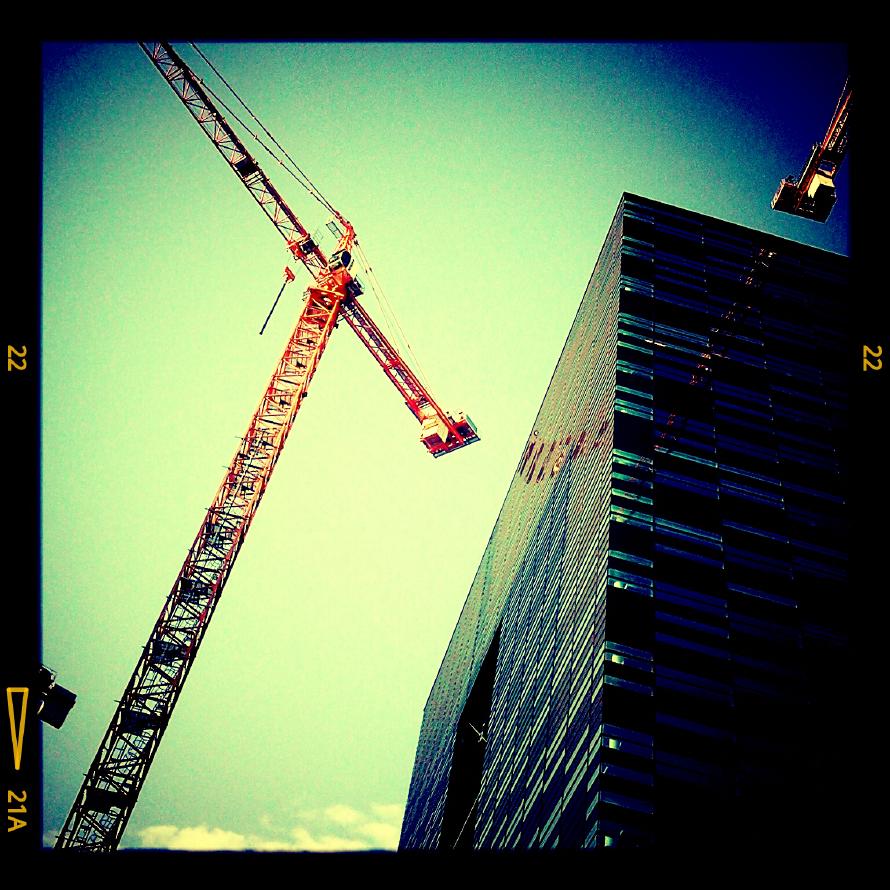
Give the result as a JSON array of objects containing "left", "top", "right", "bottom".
[{"left": 55, "top": 41, "right": 478, "bottom": 852}]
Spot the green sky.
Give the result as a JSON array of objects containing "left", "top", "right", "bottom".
[{"left": 41, "top": 41, "right": 848, "bottom": 851}]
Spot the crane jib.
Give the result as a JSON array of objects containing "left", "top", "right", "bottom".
[{"left": 56, "top": 42, "right": 478, "bottom": 852}]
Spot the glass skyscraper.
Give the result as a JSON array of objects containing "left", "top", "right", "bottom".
[{"left": 400, "top": 194, "right": 848, "bottom": 851}]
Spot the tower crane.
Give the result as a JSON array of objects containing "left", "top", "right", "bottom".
[
  {"left": 771, "top": 76, "right": 851, "bottom": 222},
  {"left": 55, "top": 41, "right": 479, "bottom": 852}
]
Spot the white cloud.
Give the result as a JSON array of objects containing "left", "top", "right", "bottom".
[
  {"left": 289, "top": 826, "right": 367, "bottom": 852},
  {"left": 252, "top": 837, "right": 308, "bottom": 852},
  {"left": 371, "top": 803, "right": 404, "bottom": 824},
  {"left": 291, "top": 802, "right": 403, "bottom": 851},
  {"left": 324, "top": 803, "right": 362, "bottom": 826},
  {"left": 135, "top": 801, "right": 405, "bottom": 853},
  {"left": 43, "top": 828, "right": 61, "bottom": 848},
  {"left": 358, "top": 820, "right": 400, "bottom": 848},
  {"left": 139, "top": 824, "right": 250, "bottom": 851}
]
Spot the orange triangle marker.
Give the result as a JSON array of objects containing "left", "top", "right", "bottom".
[{"left": 7, "top": 688, "right": 29, "bottom": 771}]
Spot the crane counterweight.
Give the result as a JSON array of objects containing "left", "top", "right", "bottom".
[{"left": 771, "top": 77, "right": 850, "bottom": 223}]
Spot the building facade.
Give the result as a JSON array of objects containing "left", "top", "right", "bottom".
[{"left": 400, "top": 194, "right": 848, "bottom": 851}]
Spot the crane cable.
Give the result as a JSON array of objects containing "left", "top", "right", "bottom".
[
  {"left": 259, "top": 275, "right": 292, "bottom": 336},
  {"left": 188, "top": 42, "right": 341, "bottom": 220},
  {"left": 352, "top": 240, "right": 433, "bottom": 391},
  {"left": 187, "top": 43, "right": 427, "bottom": 383},
  {"left": 451, "top": 722, "right": 488, "bottom": 849},
  {"left": 185, "top": 56, "right": 328, "bottom": 214},
  {"left": 452, "top": 783, "right": 485, "bottom": 849}
]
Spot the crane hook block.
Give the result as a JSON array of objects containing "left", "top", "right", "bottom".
[{"left": 284, "top": 267, "right": 296, "bottom": 282}]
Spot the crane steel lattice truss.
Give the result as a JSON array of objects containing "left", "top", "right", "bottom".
[
  {"left": 56, "top": 41, "right": 479, "bottom": 852},
  {"left": 771, "top": 77, "right": 851, "bottom": 222}
]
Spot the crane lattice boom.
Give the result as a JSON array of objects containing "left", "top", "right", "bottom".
[
  {"left": 56, "top": 41, "right": 478, "bottom": 851},
  {"left": 139, "top": 41, "right": 477, "bottom": 454},
  {"left": 56, "top": 285, "right": 342, "bottom": 850},
  {"left": 771, "top": 77, "right": 851, "bottom": 223}
]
